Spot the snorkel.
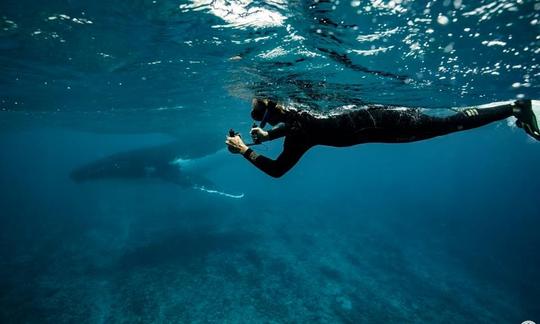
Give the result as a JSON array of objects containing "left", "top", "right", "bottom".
[{"left": 258, "top": 105, "right": 271, "bottom": 129}]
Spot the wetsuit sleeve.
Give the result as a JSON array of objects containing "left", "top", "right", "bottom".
[
  {"left": 242, "top": 138, "right": 310, "bottom": 178},
  {"left": 266, "top": 123, "right": 290, "bottom": 140}
]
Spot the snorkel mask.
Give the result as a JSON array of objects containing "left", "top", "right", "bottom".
[{"left": 255, "top": 98, "right": 277, "bottom": 128}]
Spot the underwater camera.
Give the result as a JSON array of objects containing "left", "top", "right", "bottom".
[
  {"left": 228, "top": 122, "right": 262, "bottom": 153},
  {"left": 227, "top": 128, "right": 240, "bottom": 153},
  {"left": 228, "top": 128, "right": 239, "bottom": 137},
  {"left": 227, "top": 100, "right": 272, "bottom": 150}
]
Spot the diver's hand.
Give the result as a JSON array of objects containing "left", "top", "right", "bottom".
[
  {"left": 250, "top": 127, "right": 269, "bottom": 143},
  {"left": 225, "top": 135, "right": 249, "bottom": 154}
]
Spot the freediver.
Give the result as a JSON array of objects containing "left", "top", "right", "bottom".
[{"left": 225, "top": 98, "right": 540, "bottom": 178}]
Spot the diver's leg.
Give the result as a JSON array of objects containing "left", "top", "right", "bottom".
[
  {"left": 429, "top": 101, "right": 516, "bottom": 134},
  {"left": 362, "top": 101, "right": 517, "bottom": 143},
  {"left": 426, "top": 99, "right": 540, "bottom": 141}
]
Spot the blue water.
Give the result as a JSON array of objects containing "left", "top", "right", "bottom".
[{"left": 1, "top": 0, "right": 540, "bottom": 322}]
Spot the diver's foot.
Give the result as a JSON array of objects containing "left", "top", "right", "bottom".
[{"left": 515, "top": 99, "right": 540, "bottom": 141}]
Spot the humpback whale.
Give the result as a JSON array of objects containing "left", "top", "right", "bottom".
[{"left": 70, "top": 142, "right": 243, "bottom": 198}]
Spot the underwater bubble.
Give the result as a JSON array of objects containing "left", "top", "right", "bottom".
[
  {"left": 437, "top": 15, "right": 449, "bottom": 26},
  {"left": 482, "top": 40, "right": 507, "bottom": 47}
]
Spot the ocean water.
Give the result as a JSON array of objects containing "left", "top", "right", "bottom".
[{"left": 1, "top": 0, "right": 540, "bottom": 323}]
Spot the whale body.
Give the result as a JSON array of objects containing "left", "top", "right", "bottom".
[{"left": 70, "top": 142, "right": 226, "bottom": 190}]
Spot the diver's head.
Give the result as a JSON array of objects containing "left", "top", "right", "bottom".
[{"left": 251, "top": 98, "right": 285, "bottom": 127}]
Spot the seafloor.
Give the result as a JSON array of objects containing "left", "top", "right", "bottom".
[{"left": 0, "top": 129, "right": 538, "bottom": 323}]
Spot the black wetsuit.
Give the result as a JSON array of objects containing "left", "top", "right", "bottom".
[{"left": 242, "top": 103, "right": 515, "bottom": 178}]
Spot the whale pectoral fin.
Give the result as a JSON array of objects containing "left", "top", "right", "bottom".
[
  {"left": 190, "top": 175, "right": 215, "bottom": 190},
  {"left": 189, "top": 176, "right": 245, "bottom": 199},
  {"left": 192, "top": 185, "right": 245, "bottom": 199},
  {"left": 164, "top": 169, "right": 213, "bottom": 188}
]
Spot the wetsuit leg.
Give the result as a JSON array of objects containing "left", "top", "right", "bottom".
[{"left": 360, "top": 103, "right": 515, "bottom": 143}]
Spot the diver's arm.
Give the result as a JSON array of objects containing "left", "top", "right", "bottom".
[
  {"left": 242, "top": 139, "right": 310, "bottom": 178},
  {"left": 266, "top": 123, "right": 290, "bottom": 140},
  {"left": 251, "top": 123, "right": 289, "bottom": 143}
]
